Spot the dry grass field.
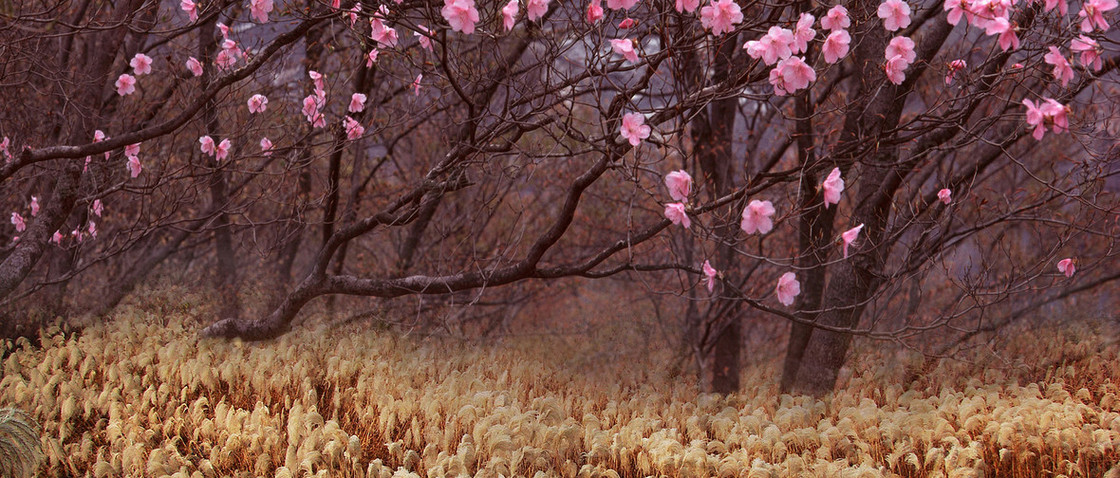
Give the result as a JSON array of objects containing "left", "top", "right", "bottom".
[{"left": 1, "top": 285, "right": 1118, "bottom": 477}]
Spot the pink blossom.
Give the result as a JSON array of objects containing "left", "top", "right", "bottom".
[
  {"left": 413, "top": 74, "right": 423, "bottom": 96},
  {"left": 744, "top": 26, "right": 794, "bottom": 65},
  {"left": 1041, "top": 99, "right": 1068, "bottom": 135},
  {"left": 127, "top": 155, "right": 142, "bottom": 178},
  {"left": 370, "top": 18, "right": 399, "bottom": 48},
  {"left": 618, "top": 18, "right": 636, "bottom": 28},
  {"left": 620, "top": 112, "right": 651, "bottom": 146},
  {"left": 526, "top": 0, "right": 551, "bottom": 21},
  {"left": 1079, "top": 0, "right": 1116, "bottom": 31},
  {"left": 1044, "top": 46, "right": 1074, "bottom": 87},
  {"left": 664, "top": 203, "right": 691, "bottom": 228},
  {"left": 775, "top": 272, "right": 801, "bottom": 306},
  {"left": 0, "top": 136, "right": 9, "bottom": 160},
  {"left": 52, "top": 231, "right": 62, "bottom": 245},
  {"left": 885, "top": 36, "right": 916, "bottom": 64},
  {"left": 943, "top": 0, "right": 969, "bottom": 25},
  {"left": 181, "top": 0, "right": 198, "bottom": 21},
  {"left": 125, "top": 143, "right": 140, "bottom": 158},
  {"left": 1023, "top": 98, "right": 1047, "bottom": 140},
  {"left": 250, "top": 0, "right": 274, "bottom": 23},
  {"left": 303, "top": 94, "right": 325, "bottom": 126},
  {"left": 366, "top": 49, "right": 380, "bottom": 67},
  {"left": 607, "top": 0, "right": 638, "bottom": 10},
  {"left": 439, "top": 0, "right": 479, "bottom": 34},
  {"left": 71, "top": 228, "right": 82, "bottom": 243},
  {"left": 92, "top": 199, "right": 103, "bottom": 217},
  {"left": 215, "top": 139, "right": 231, "bottom": 161},
  {"left": 414, "top": 25, "right": 433, "bottom": 51},
  {"left": 945, "top": 59, "right": 966, "bottom": 84},
  {"left": 186, "top": 57, "right": 203, "bottom": 77},
  {"left": 260, "top": 137, "right": 273, "bottom": 155},
  {"left": 938, "top": 188, "right": 952, "bottom": 204},
  {"left": 610, "top": 38, "right": 640, "bottom": 63},
  {"left": 884, "top": 54, "right": 909, "bottom": 84},
  {"left": 769, "top": 66, "right": 789, "bottom": 96},
  {"left": 115, "top": 74, "right": 136, "bottom": 96},
  {"left": 1071, "top": 35, "right": 1103, "bottom": 71},
  {"left": 740, "top": 199, "right": 775, "bottom": 234},
  {"left": 247, "top": 94, "right": 268, "bottom": 114},
  {"left": 984, "top": 17, "right": 1019, "bottom": 51},
  {"left": 587, "top": 0, "right": 605, "bottom": 22},
  {"left": 841, "top": 223, "right": 863, "bottom": 258},
  {"left": 878, "top": 0, "right": 912, "bottom": 31},
  {"left": 664, "top": 170, "right": 692, "bottom": 201},
  {"left": 703, "top": 260, "right": 718, "bottom": 293},
  {"left": 1043, "top": 0, "right": 1069, "bottom": 14},
  {"left": 776, "top": 56, "right": 815, "bottom": 92},
  {"left": 86, "top": 221, "right": 96, "bottom": 238},
  {"left": 217, "top": 22, "right": 230, "bottom": 40},
  {"left": 822, "top": 5, "right": 850, "bottom": 30},
  {"left": 502, "top": 0, "right": 519, "bottom": 30},
  {"left": 822, "top": 30, "right": 851, "bottom": 64},
  {"left": 309, "top": 70, "right": 325, "bottom": 92},
  {"left": 348, "top": 3, "right": 362, "bottom": 25},
  {"left": 822, "top": 167, "right": 844, "bottom": 208},
  {"left": 1057, "top": 258, "right": 1075, "bottom": 277},
  {"left": 130, "top": 53, "right": 153, "bottom": 75},
  {"left": 30, "top": 196, "right": 39, "bottom": 217},
  {"left": 700, "top": 0, "right": 744, "bottom": 36},
  {"left": 215, "top": 50, "right": 237, "bottom": 70},
  {"left": 199, "top": 135, "right": 216, "bottom": 156},
  {"left": 10, "top": 212, "right": 25, "bottom": 232},
  {"left": 676, "top": 0, "right": 700, "bottom": 12},
  {"left": 792, "top": 13, "right": 816, "bottom": 54},
  {"left": 344, "top": 116, "right": 365, "bottom": 140},
  {"left": 349, "top": 93, "right": 367, "bottom": 113}
]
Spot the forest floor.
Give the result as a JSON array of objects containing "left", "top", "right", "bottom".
[{"left": 1, "top": 284, "right": 1119, "bottom": 477}]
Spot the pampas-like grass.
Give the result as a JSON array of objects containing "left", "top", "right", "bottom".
[{"left": 0, "top": 407, "right": 42, "bottom": 478}]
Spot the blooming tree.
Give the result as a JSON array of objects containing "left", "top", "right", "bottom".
[{"left": 1, "top": 0, "right": 1118, "bottom": 396}]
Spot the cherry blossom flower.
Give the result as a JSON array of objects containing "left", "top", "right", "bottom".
[
  {"left": 348, "top": 3, "right": 362, "bottom": 25},
  {"left": 620, "top": 112, "right": 650, "bottom": 146},
  {"left": 618, "top": 18, "right": 636, "bottom": 28},
  {"left": 885, "top": 54, "right": 910, "bottom": 84},
  {"left": 502, "top": 0, "right": 519, "bottom": 30},
  {"left": 885, "top": 36, "right": 916, "bottom": 64},
  {"left": 250, "top": 0, "right": 274, "bottom": 23},
  {"left": 607, "top": 0, "right": 638, "bottom": 10},
  {"left": 260, "top": 137, "right": 273, "bottom": 155},
  {"left": 938, "top": 188, "right": 952, "bottom": 204},
  {"left": 125, "top": 143, "right": 140, "bottom": 158},
  {"left": 744, "top": 26, "right": 794, "bottom": 65},
  {"left": 200, "top": 135, "right": 216, "bottom": 156},
  {"left": 776, "top": 272, "right": 801, "bottom": 306},
  {"left": 1057, "top": 258, "right": 1076, "bottom": 277},
  {"left": 10, "top": 212, "right": 25, "bottom": 232},
  {"left": 115, "top": 74, "right": 136, "bottom": 96},
  {"left": 740, "top": 199, "right": 775, "bottom": 234},
  {"left": 247, "top": 94, "right": 268, "bottom": 114},
  {"left": 984, "top": 17, "right": 1019, "bottom": 51},
  {"left": 29, "top": 196, "right": 39, "bottom": 217},
  {"left": 878, "top": 0, "right": 912, "bottom": 31},
  {"left": 130, "top": 53, "right": 153, "bottom": 75},
  {"left": 776, "top": 56, "right": 815, "bottom": 93},
  {"left": 217, "top": 22, "right": 231, "bottom": 39},
  {"left": 1041, "top": 99, "right": 1068, "bottom": 134},
  {"left": 610, "top": 38, "right": 640, "bottom": 63},
  {"left": 526, "top": 0, "right": 550, "bottom": 21},
  {"left": 215, "top": 50, "right": 237, "bottom": 70},
  {"left": 822, "top": 167, "right": 844, "bottom": 208},
  {"left": 1044, "top": 46, "right": 1074, "bottom": 87},
  {"left": 700, "top": 0, "right": 743, "bottom": 36},
  {"left": 822, "top": 5, "right": 850, "bottom": 30},
  {"left": 88, "top": 221, "right": 97, "bottom": 238},
  {"left": 943, "top": 0, "right": 969, "bottom": 25},
  {"left": 841, "top": 223, "right": 863, "bottom": 258},
  {"left": 945, "top": 59, "right": 966, "bottom": 84},
  {"left": 94, "top": 130, "right": 110, "bottom": 159},
  {"left": 413, "top": 74, "right": 423, "bottom": 96},
  {"left": 676, "top": 0, "right": 700, "bottom": 12},
  {"left": 442, "top": 0, "right": 480, "bottom": 34},
  {"left": 186, "top": 57, "right": 204, "bottom": 77},
  {"left": 414, "top": 25, "right": 433, "bottom": 51},
  {"left": 127, "top": 155, "right": 142, "bottom": 178},
  {"left": 0, "top": 136, "right": 9, "bottom": 160},
  {"left": 370, "top": 17, "right": 399, "bottom": 48},
  {"left": 769, "top": 66, "right": 790, "bottom": 96},
  {"left": 1079, "top": 0, "right": 1116, "bottom": 31},
  {"left": 664, "top": 203, "right": 691, "bottom": 228},
  {"left": 215, "top": 139, "right": 231, "bottom": 161},
  {"left": 303, "top": 94, "right": 326, "bottom": 127},
  {"left": 92, "top": 199, "right": 103, "bottom": 217},
  {"left": 664, "top": 170, "right": 692, "bottom": 201},
  {"left": 181, "top": 0, "right": 198, "bottom": 21},
  {"left": 822, "top": 30, "right": 851, "bottom": 64},
  {"left": 1044, "top": 0, "right": 1069, "bottom": 14},
  {"left": 792, "top": 13, "right": 816, "bottom": 54},
  {"left": 52, "top": 231, "right": 63, "bottom": 245},
  {"left": 1023, "top": 99, "right": 1047, "bottom": 140},
  {"left": 703, "top": 260, "right": 718, "bottom": 293},
  {"left": 349, "top": 93, "right": 367, "bottom": 113},
  {"left": 1071, "top": 35, "right": 1102, "bottom": 71},
  {"left": 344, "top": 116, "right": 365, "bottom": 140},
  {"left": 587, "top": 0, "right": 605, "bottom": 22},
  {"left": 366, "top": 49, "right": 380, "bottom": 67}
]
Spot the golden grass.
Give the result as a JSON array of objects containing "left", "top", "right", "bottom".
[{"left": 1, "top": 285, "right": 1118, "bottom": 477}]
